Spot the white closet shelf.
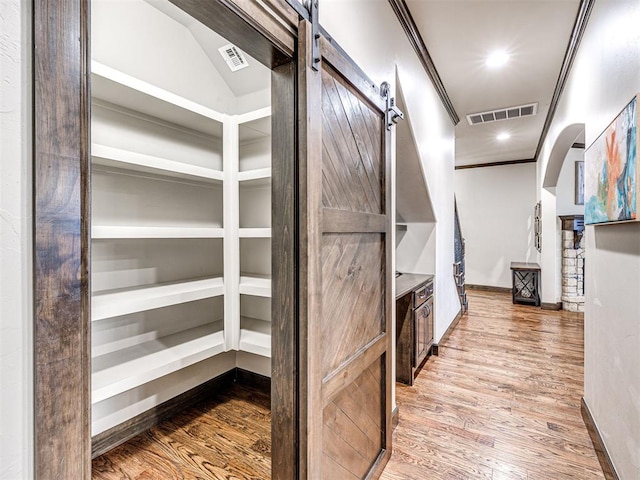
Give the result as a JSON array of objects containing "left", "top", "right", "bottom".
[
  {"left": 92, "top": 225, "right": 224, "bottom": 239},
  {"left": 239, "top": 274, "right": 272, "bottom": 297},
  {"left": 238, "top": 108, "right": 272, "bottom": 143},
  {"left": 92, "top": 277, "right": 224, "bottom": 321},
  {"left": 238, "top": 168, "right": 271, "bottom": 182},
  {"left": 237, "top": 107, "right": 271, "bottom": 124},
  {"left": 91, "top": 61, "right": 226, "bottom": 136},
  {"left": 239, "top": 177, "right": 271, "bottom": 189},
  {"left": 92, "top": 321, "right": 224, "bottom": 404},
  {"left": 239, "top": 228, "right": 271, "bottom": 238},
  {"left": 239, "top": 317, "right": 271, "bottom": 358},
  {"left": 92, "top": 144, "right": 223, "bottom": 183}
]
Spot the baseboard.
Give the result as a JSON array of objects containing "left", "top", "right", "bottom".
[
  {"left": 391, "top": 406, "right": 399, "bottom": 430},
  {"left": 580, "top": 398, "right": 619, "bottom": 480},
  {"left": 466, "top": 284, "right": 511, "bottom": 293},
  {"left": 541, "top": 302, "right": 562, "bottom": 311},
  {"left": 91, "top": 367, "right": 271, "bottom": 459},
  {"left": 431, "top": 308, "right": 463, "bottom": 356},
  {"left": 235, "top": 367, "right": 271, "bottom": 394}
]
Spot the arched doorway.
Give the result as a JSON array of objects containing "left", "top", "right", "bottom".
[{"left": 541, "top": 123, "right": 585, "bottom": 310}]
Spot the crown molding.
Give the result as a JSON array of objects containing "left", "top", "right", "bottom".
[
  {"left": 455, "top": 158, "right": 536, "bottom": 170},
  {"left": 388, "top": 0, "right": 460, "bottom": 125},
  {"left": 534, "top": 0, "right": 596, "bottom": 161}
]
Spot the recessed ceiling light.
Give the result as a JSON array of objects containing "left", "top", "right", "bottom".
[
  {"left": 497, "top": 132, "right": 511, "bottom": 141},
  {"left": 486, "top": 50, "right": 510, "bottom": 68}
]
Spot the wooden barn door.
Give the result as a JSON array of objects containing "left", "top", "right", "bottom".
[{"left": 298, "top": 19, "right": 393, "bottom": 480}]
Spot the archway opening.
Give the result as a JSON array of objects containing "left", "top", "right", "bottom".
[{"left": 542, "top": 123, "right": 586, "bottom": 311}]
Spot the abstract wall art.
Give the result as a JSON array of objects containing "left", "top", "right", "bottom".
[{"left": 585, "top": 95, "right": 639, "bottom": 225}]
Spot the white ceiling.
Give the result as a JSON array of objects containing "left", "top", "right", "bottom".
[
  {"left": 145, "top": 0, "right": 579, "bottom": 166},
  {"left": 406, "top": 0, "right": 581, "bottom": 166},
  {"left": 144, "top": 0, "right": 270, "bottom": 98}
]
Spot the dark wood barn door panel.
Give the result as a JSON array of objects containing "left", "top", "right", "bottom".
[{"left": 298, "top": 20, "right": 393, "bottom": 480}]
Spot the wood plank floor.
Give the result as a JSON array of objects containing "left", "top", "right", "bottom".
[
  {"left": 382, "top": 290, "right": 609, "bottom": 480},
  {"left": 92, "top": 383, "right": 271, "bottom": 480},
  {"left": 93, "top": 290, "right": 608, "bottom": 479}
]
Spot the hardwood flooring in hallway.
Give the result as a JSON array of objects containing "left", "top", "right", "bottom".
[
  {"left": 382, "top": 290, "right": 608, "bottom": 480},
  {"left": 92, "top": 290, "right": 608, "bottom": 479}
]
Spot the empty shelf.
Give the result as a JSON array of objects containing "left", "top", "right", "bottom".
[
  {"left": 238, "top": 167, "right": 271, "bottom": 182},
  {"left": 237, "top": 106, "right": 271, "bottom": 124},
  {"left": 92, "top": 61, "right": 225, "bottom": 136},
  {"left": 92, "top": 144, "right": 223, "bottom": 183},
  {"left": 238, "top": 107, "right": 272, "bottom": 143},
  {"left": 92, "top": 277, "right": 224, "bottom": 321},
  {"left": 239, "top": 228, "right": 271, "bottom": 238},
  {"left": 239, "top": 317, "right": 271, "bottom": 358},
  {"left": 239, "top": 274, "right": 271, "bottom": 297},
  {"left": 92, "top": 321, "right": 224, "bottom": 404},
  {"left": 92, "top": 225, "right": 224, "bottom": 239}
]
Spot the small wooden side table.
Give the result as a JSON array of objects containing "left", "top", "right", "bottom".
[{"left": 510, "top": 262, "right": 541, "bottom": 306}]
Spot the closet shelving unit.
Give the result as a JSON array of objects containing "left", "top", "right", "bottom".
[
  {"left": 90, "top": 59, "right": 272, "bottom": 436},
  {"left": 237, "top": 111, "right": 272, "bottom": 359}
]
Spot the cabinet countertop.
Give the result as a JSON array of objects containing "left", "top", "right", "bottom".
[
  {"left": 510, "top": 262, "right": 541, "bottom": 271},
  {"left": 396, "top": 273, "right": 434, "bottom": 299}
]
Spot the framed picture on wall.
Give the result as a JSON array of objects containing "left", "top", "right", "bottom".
[
  {"left": 575, "top": 161, "right": 584, "bottom": 205},
  {"left": 534, "top": 201, "right": 541, "bottom": 252},
  {"left": 585, "top": 94, "right": 639, "bottom": 225}
]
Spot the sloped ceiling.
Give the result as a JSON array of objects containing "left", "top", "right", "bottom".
[{"left": 144, "top": 0, "right": 270, "bottom": 99}]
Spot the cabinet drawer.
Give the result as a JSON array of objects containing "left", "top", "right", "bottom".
[{"left": 413, "top": 282, "right": 433, "bottom": 308}]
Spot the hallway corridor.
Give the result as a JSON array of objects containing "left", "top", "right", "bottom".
[
  {"left": 91, "top": 290, "right": 612, "bottom": 479},
  {"left": 382, "top": 290, "right": 610, "bottom": 480}
]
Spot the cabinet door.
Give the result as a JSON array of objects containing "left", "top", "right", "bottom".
[
  {"left": 426, "top": 298, "right": 434, "bottom": 348},
  {"left": 415, "top": 304, "right": 429, "bottom": 366},
  {"left": 298, "top": 19, "right": 393, "bottom": 480}
]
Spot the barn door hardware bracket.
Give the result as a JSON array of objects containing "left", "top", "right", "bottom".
[
  {"left": 381, "top": 82, "right": 404, "bottom": 131},
  {"left": 307, "top": 0, "right": 320, "bottom": 70}
]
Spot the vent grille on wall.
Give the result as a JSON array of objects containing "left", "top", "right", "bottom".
[
  {"left": 466, "top": 103, "right": 538, "bottom": 125},
  {"left": 218, "top": 43, "right": 249, "bottom": 72}
]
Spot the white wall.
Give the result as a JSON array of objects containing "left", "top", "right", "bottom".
[
  {"left": 455, "top": 163, "right": 537, "bottom": 288},
  {"left": 537, "top": 1, "right": 640, "bottom": 477},
  {"left": 394, "top": 78, "right": 437, "bottom": 279},
  {"left": 0, "top": 1, "right": 32, "bottom": 478},
  {"left": 321, "top": 0, "right": 459, "bottom": 345},
  {"left": 396, "top": 223, "right": 436, "bottom": 275},
  {"left": 556, "top": 148, "right": 585, "bottom": 216}
]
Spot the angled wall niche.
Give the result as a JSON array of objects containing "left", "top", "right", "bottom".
[{"left": 395, "top": 76, "right": 437, "bottom": 275}]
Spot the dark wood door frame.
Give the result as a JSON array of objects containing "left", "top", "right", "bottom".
[
  {"left": 33, "top": 1, "right": 299, "bottom": 478},
  {"left": 33, "top": 0, "right": 91, "bottom": 477},
  {"left": 34, "top": 1, "right": 393, "bottom": 478}
]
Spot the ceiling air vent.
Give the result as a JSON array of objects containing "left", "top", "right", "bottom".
[
  {"left": 218, "top": 43, "right": 249, "bottom": 72},
  {"left": 466, "top": 102, "right": 538, "bottom": 125}
]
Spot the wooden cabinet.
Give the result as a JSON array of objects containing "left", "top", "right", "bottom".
[
  {"left": 396, "top": 276, "right": 434, "bottom": 385},
  {"left": 510, "top": 262, "right": 541, "bottom": 306}
]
